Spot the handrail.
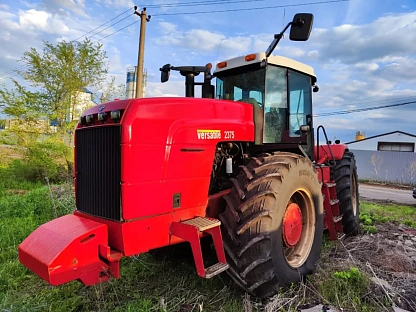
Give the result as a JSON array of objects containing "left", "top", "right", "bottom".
[{"left": 316, "top": 125, "right": 336, "bottom": 167}]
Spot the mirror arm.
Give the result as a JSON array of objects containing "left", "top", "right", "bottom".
[{"left": 265, "top": 21, "right": 293, "bottom": 57}]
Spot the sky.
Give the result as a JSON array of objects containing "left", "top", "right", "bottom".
[{"left": 0, "top": 0, "right": 415, "bottom": 143}]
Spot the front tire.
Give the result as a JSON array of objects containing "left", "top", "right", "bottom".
[{"left": 219, "top": 152, "right": 324, "bottom": 298}]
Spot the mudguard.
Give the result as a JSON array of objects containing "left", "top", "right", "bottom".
[{"left": 314, "top": 143, "right": 347, "bottom": 164}]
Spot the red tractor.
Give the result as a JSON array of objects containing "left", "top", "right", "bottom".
[{"left": 18, "top": 13, "right": 360, "bottom": 298}]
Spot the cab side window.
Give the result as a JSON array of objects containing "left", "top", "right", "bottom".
[{"left": 288, "top": 71, "right": 312, "bottom": 137}]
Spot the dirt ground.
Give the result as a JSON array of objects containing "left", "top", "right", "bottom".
[
  {"left": 227, "top": 220, "right": 416, "bottom": 312},
  {"left": 360, "top": 180, "right": 414, "bottom": 191},
  {"left": 313, "top": 222, "right": 415, "bottom": 312}
]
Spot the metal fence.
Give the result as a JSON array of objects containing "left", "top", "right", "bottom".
[{"left": 350, "top": 149, "right": 416, "bottom": 186}]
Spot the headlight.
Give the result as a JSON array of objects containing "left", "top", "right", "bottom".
[
  {"left": 98, "top": 112, "right": 107, "bottom": 122},
  {"left": 110, "top": 110, "right": 121, "bottom": 121},
  {"left": 86, "top": 115, "right": 94, "bottom": 123}
]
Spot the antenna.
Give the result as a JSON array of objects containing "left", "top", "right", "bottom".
[
  {"left": 216, "top": 38, "right": 224, "bottom": 59},
  {"left": 282, "top": 9, "right": 286, "bottom": 29}
]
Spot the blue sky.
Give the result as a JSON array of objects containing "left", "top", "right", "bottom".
[{"left": 0, "top": 0, "right": 415, "bottom": 143}]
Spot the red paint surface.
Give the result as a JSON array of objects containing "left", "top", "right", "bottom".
[
  {"left": 316, "top": 164, "right": 331, "bottom": 183},
  {"left": 74, "top": 188, "right": 228, "bottom": 256},
  {"left": 314, "top": 144, "right": 347, "bottom": 164},
  {"left": 75, "top": 97, "right": 254, "bottom": 221},
  {"left": 282, "top": 203, "right": 303, "bottom": 247},
  {"left": 18, "top": 214, "right": 112, "bottom": 286}
]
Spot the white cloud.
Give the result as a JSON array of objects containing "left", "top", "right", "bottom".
[
  {"left": 315, "top": 116, "right": 358, "bottom": 130},
  {"left": 97, "top": 0, "right": 134, "bottom": 8},
  {"left": 154, "top": 22, "right": 253, "bottom": 58},
  {"left": 155, "top": 25, "right": 225, "bottom": 52},
  {"left": 280, "top": 46, "right": 306, "bottom": 58},
  {"left": 43, "top": 0, "right": 87, "bottom": 17},
  {"left": 18, "top": 9, "right": 71, "bottom": 34},
  {"left": 107, "top": 46, "right": 126, "bottom": 74},
  {"left": 145, "top": 80, "right": 184, "bottom": 98},
  {"left": 151, "top": 0, "right": 179, "bottom": 13},
  {"left": 159, "top": 21, "right": 177, "bottom": 34},
  {"left": 310, "top": 11, "right": 416, "bottom": 64}
]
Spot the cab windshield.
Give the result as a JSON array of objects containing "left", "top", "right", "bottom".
[{"left": 216, "top": 65, "right": 312, "bottom": 144}]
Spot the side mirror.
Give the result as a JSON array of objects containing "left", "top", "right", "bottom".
[
  {"left": 160, "top": 64, "right": 171, "bottom": 83},
  {"left": 289, "top": 13, "right": 314, "bottom": 41}
]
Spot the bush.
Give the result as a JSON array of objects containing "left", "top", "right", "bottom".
[
  {"left": 6, "top": 140, "right": 73, "bottom": 184},
  {"left": 0, "top": 130, "right": 17, "bottom": 145}
]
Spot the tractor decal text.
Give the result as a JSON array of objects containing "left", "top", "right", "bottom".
[
  {"left": 224, "top": 131, "right": 235, "bottom": 139},
  {"left": 197, "top": 129, "right": 221, "bottom": 140}
]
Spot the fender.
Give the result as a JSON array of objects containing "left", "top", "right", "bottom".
[{"left": 314, "top": 143, "right": 347, "bottom": 164}]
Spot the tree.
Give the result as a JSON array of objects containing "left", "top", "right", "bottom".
[
  {"left": 0, "top": 80, "right": 50, "bottom": 145},
  {"left": 97, "top": 76, "right": 126, "bottom": 103},
  {"left": 18, "top": 38, "right": 109, "bottom": 133},
  {"left": 0, "top": 38, "right": 110, "bottom": 180}
]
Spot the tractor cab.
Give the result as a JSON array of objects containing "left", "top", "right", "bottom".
[
  {"left": 213, "top": 52, "right": 318, "bottom": 150},
  {"left": 160, "top": 13, "right": 318, "bottom": 158}
]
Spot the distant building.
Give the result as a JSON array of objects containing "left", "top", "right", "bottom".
[
  {"left": 3, "top": 88, "right": 97, "bottom": 134},
  {"left": 346, "top": 131, "right": 416, "bottom": 153},
  {"left": 68, "top": 88, "right": 97, "bottom": 121}
]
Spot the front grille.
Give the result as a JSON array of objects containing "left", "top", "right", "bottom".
[{"left": 75, "top": 126, "right": 122, "bottom": 221}]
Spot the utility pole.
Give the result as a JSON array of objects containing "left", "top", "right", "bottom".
[{"left": 134, "top": 6, "right": 151, "bottom": 98}]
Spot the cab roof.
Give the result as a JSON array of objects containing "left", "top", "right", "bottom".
[{"left": 213, "top": 52, "right": 316, "bottom": 83}]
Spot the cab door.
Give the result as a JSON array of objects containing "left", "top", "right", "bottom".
[{"left": 287, "top": 69, "right": 314, "bottom": 158}]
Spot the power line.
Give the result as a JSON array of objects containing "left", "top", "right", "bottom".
[
  {"left": 72, "top": 6, "right": 134, "bottom": 42},
  {"left": 315, "top": 96, "right": 416, "bottom": 112},
  {"left": 152, "top": 0, "right": 348, "bottom": 16},
  {"left": 0, "top": 0, "right": 348, "bottom": 79},
  {"left": 91, "top": 0, "right": 347, "bottom": 42},
  {"left": 84, "top": 14, "right": 134, "bottom": 40},
  {"left": 144, "top": 0, "right": 263, "bottom": 8},
  {"left": 143, "top": 0, "right": 347, "bottom": 9},
  {"left": 314, "top": 100, "right": 416, "bottom": 117},
  {"left": 144, "top": 0, "right": 293, "bottom": 9},
  {"left": 93, "top": 19, "right": 140, "bottom": 43},
  {"left": 0, "top": 64, "right": 27, "bottom": 78},
  {"left": 0, "top": 7, "right": 134, "bottom": 79}
]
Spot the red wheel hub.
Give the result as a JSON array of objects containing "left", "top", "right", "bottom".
[{"left": 283, "top": 203, "right": 303, "bottom": 247}]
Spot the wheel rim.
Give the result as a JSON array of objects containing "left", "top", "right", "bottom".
[
  {"left": 283, "top": 203, "right": 303, "bottom": 247},
  {"left": 351, "top": 172, "right": 358, "bottom": 216},
  {"left": 283, "top": 188, "right": 316, "bottom": 268}
]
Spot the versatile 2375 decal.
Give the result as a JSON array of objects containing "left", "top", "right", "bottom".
[{"left": 197, "top": 130, "right": 235, "bottom": 140}]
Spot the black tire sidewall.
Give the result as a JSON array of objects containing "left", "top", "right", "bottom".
[
  {"left": 335, "top": 151, "right": 360, "bottom": 235},
  {"left": 350, "top": 154, "right": 360, "bottom": 221}
]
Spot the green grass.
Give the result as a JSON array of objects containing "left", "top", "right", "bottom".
[
  {"left": 1, "top": 167, "right": 416, "bottom": 311},
  {"left": 360, "top": 201, "right": 416, "bottom": 228},
  {"left": 0, "top": 169, "right": 245, "bottom": 311},
  {"left": 313, "top": 267, "right": 374, "bottom": 311}
]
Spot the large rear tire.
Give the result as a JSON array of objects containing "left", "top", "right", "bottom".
[
  {"left": 333, "top": 150, "right": 360, "bottom": 236},
  {"left": 219, "top": 152, "right": 324, "bottom": 298}
]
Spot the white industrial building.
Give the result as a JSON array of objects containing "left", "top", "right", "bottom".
[
  {"left": 346, "top": 131, "right": 416, "bottom": 153},
  {"left": 70, "top": 88, "right": 96, "bottom": 121},
  {"left": 125, "top": 67, "right": 147, "bottom": 99}
]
